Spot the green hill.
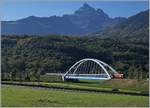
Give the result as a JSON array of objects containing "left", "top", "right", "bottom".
[{"left": 2, "top": 35, "right": 149, "bottom": 81}]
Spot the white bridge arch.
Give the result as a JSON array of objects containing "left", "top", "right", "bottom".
[{"left": 63, "top": 58, "right": 118, "bottom": 81}]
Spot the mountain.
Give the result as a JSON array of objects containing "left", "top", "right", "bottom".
[
  {"left": 2, "top": 3, "right": 126, "bottom": 36},
  {"left": 94, "top": 10, "right": 149, "bottom": 41}
]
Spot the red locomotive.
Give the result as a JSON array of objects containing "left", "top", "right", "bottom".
[{"left": 112, "top": 73, "right": 124, "bottom": 79}]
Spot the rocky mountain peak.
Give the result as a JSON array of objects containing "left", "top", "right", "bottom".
[{"left": 74, "top": 3, "right": 95, "bottom": 15}]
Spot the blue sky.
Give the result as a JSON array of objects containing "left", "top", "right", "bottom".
[{"left": 2, "top": 0, "right": 149, "bottom": 21}]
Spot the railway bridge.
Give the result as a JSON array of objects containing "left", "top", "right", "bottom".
[{"left": 63, "top": 58, "right": 123, "bottom": 81}]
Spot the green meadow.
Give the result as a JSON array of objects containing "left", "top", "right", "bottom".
[
  {"left": 2, "top": 79, "right": 149, "bottom": 94},
  {"left": 2, "top": 85, "right": 149, "bottom": 107}
]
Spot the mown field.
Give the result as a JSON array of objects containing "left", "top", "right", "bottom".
[{"left": 2, "top": 85, "right": 149, "bottom": 107}]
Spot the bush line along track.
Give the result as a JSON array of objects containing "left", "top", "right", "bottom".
[{"left": 2, "top": 82, "right": 149, "bottom": 96}]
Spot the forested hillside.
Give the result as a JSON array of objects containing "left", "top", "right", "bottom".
[
  {"left": 2, "top": 35, "right": 149, "bottom": 81},
  {"left": 94, "top": 10, "right": 148, "bottom": 41}
]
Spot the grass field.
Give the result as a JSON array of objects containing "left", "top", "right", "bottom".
[
  {"left": 2, "top": 79, "right": 149, "bottom": 94},
  {"left": 2, "top": 85, "right": 149, "bottom": 107}
]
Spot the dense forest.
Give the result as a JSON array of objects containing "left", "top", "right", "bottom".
[{"left": 2, "top": 35, "right": 149, "bottom": 81}]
